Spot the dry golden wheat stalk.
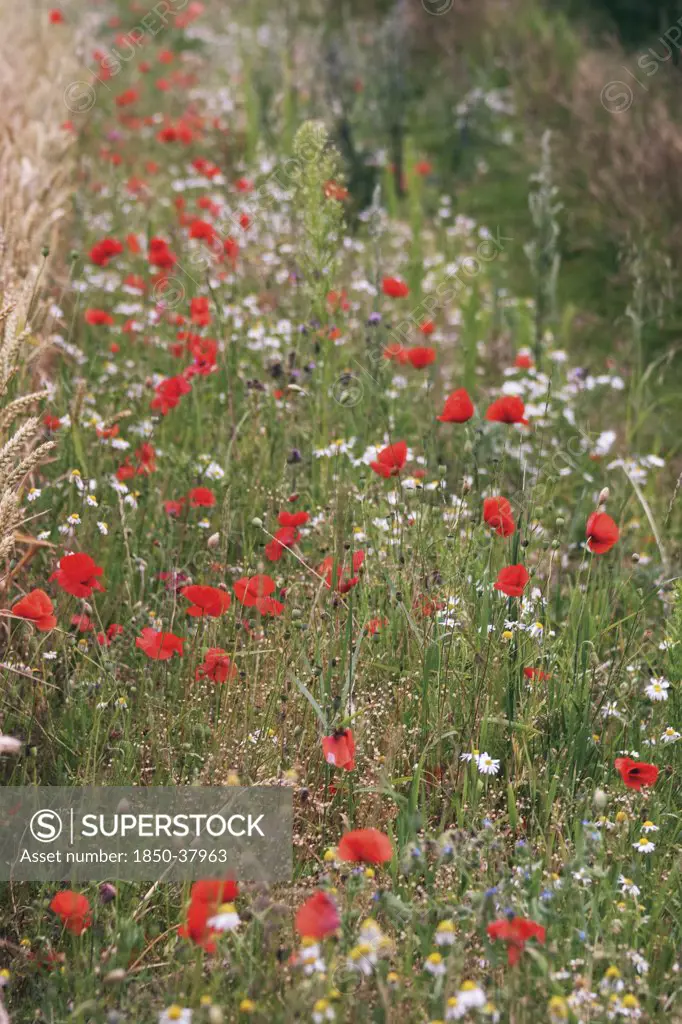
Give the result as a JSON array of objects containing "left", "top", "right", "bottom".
[{"left": 0, "top": 6, "right": 81, "bottom": 584}]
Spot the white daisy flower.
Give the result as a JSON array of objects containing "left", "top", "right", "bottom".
[
  {"left": 159, "top": 1006, "right": 192, "bottom": 1024},
  {"left": 632, "top": 837, "right": 655, "bottom": 854},
  {"left": 661, "top": 727, "right": 680, "bottom": 744},
  {"left": 434, "top": 920, "right": 456, "bottom": 946},
  {"left": 206, "top": 902, "right": 240, "bottom": 932},
  {"left": 458, "top": 980, "right": 487, "bottom": 1010},
  {"left": 645, "top": 677, "right": 669, "bottom": 701},
  {"left": 476, "top": 752, "right": 500, "bottom": 776},
  {"left": 641, "top": 821, "right": 658, "bottom": 833},
  {"left": 424, "top": 951, "right": 446, "bottom": 976}
]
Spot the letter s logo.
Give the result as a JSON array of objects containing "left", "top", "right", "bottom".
[{"left": 29, "top": 809, "right": 63, "bottom": 843}]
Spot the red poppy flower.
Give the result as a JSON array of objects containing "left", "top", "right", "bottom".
[
  {"left": 164, "top": 498, "right": 186, "bottom": 517},
  {"left": 11, "top": 589, "right": 56, "bottom": 631},
  {"left": 191, "top": 878, "right": 239, "bottom": 905},
  {"left": 494, "top": 564, "right": 529, "bottom": 598},
  {"left": 486, "top": 395, "right": 528, "bottom": 425},
  {"left": 43, "top": 414, "right": 61, "bottom": 431},
  {"left": 483, "top": 497, "right": 516, "bottom": 538},
  {"left": 49, "top": 8, "right": 64, "bottom": 23},
  {"left": 223, "top": 237, "right": 239, "bottom": 263},
  {"left": 337, "top": 828, "right": 392, "bottom": 864},
  {"left": 89, "top": 237, "right": 123, "bottom": 266},
  {"left": 190, "top": 296, "right": 211, "bottom": 326},
  {"left": 188, "top": 487, "right": 215, "bottom": 508},
  {"left": 487, "top": 916, "right": 546, "bottom": 966},
  {"left": 370, "top": 441, "right": 407, "bottom": 478},
  {"left": 382, "top": 342, "right": 409, "bottom": 365},
  {"left": 322, "top": 729, "right": 356, "bottom": 771},
  {"left": 115, "top": 88, "right": 138, "bottom": 107},
  {"left": 278, "top": 510, "right": 309, "bottom": 528},
  {"left": 524, "top": 667, "right": 550, "bottom": 681},
  {"left": 151, "top": 375, "right": 191, "bottom": 415},
  {"left": 406, "top": 346, "right": 436, "bottom": 369},
  {"left": 50, "top": 891, "right": 92, "bottom": 935},
  {"left": 178, "top": 898, "right": 216, "bottom": 952},
  {"left": 234, "top": 575, "right": 275, "bottom": 607},
  {"left": 437, "top": 388, "right": 474, "bottom": 423},
  {"left": 515, "top": 352, "right": 533, "bottom": 369},
  {"left": 366, "top": 617, "right": 388, "bottom": 635},
  {"left": 181, "top": 584, "right": 231, "bottom": 617},
  {"left": 85, "top": 309, "right": 114, "bottom": 326},
  {"left": 135, "top": 443, "right": 156, "bottom": 475},
  {"left": 614, "top": 757, "right": 659, "bottom": 791},
  {"left": 196, "top": 648, "right": 237, "bottom": 684},
  {"left": 319, "top": 550, "right": 365, "bottom": 592},
  {"left": 419, "top": 319, "right": 435, "bottom": 335},
  {"left": 382, "top": 277, "right": 409, "bottom": 299},
  {"left": 415, "top": 160, "right": 432, "bottom": 175},
  {"left": 71, "top": 614, "right": 93, "bottom": 632},
  {"left": 148, "top": 236, "right": 177, "bottom": 269},
  {"left": 50, "top": 553, "right": 104, "bottom": 598},
  {"left": 295, "top": 891, "right": 340, "bottom": 939},
  {"left": 135, "top": 628, "right": 185, "bottom": 660},
  {"left": 586, "top": 512, "right": 619, "bottom": 554},
  {"left": 189, "top": 219, "right": 216, "bottom": 243},
  {"left": 265, "top": 526, "right": 299, "bottom": 562}
]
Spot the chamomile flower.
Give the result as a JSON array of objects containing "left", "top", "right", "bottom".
[
  {"left": 641, "top": 821, "right": 658, "bottom": 834},
  {"left": 347, "top": 942, "right": 376, "bottom": 976},
  {"left": 434, "top": 919, "right": 456, "bottom": 946},
  {"left": 644, "top": 677, "right": 669, "bottom": 702},
  {"left": 548, "top": 996, "right": 569, "bottom": 1022},
  {"left": 458, "top": 980, "right": 486, "bottom": 1010},
  {"left": 424, "top": 951, "right": 446, "bottom": 976},
  {"left": 445, "top": 996, "right": 465, "bottom": 1020},
  {"left": 618, "top": 876, "right": 641, "bottom": 897},
  {"left": 312, "top": 998, "right": 335, "bottom": 1023},
  {"left": 476, "top": 752, "right": 500, "bottom": 776},
  {"left": 632, "top": 837, "right": 655, "bottom": 854},
  {"left": 26, "top": 487, "right": 41, "bottom": 502},
  {"left": 661, "top": 726, "right": 681, "bottom": 743},
  {"left": 206, "top": 902, "right": 240, "bottom": 932},
  {"left": 159, "top": 1007, "right": 192, "bottom": 1024}
]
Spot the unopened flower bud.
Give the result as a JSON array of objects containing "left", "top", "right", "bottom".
[
  {"left": 207, "top": 532, "right": 220, "bottom": 550},
  {"left": 598, "top": 487, "right": 609, "bottom": 506},
  {"left": 593, "top": 788, "right": 607, "bottom": 810}
]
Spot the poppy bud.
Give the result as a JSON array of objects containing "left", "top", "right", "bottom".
[
  {"left": 555, "top": 517, "right": 565, "bottom": 527},
  {"left": 251, "top": 517, "right": 263, "bottom": 528},
  {"left": 103, "top": 968, "right": 125, "bottom": 984},
  {"left": 593, "top": 788, "right": 607, "bottom": 810},
  {"left": 598, "top": 487, "right": 609, "bottom": 505},
  {"left": 207, "top": 532, "right": 220, "bottom": 549},
  {"left": 41, "top": 245, "right": 50, "bottom": 258}
]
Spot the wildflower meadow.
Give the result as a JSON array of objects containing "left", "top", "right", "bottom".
[{"left": 0, "top": 1, "right": 681, "bottom": 1022}]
